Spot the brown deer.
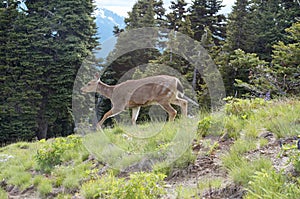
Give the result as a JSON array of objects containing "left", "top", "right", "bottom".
[{"left": 81, "top": 73, "right": 188, "bottom": 128}]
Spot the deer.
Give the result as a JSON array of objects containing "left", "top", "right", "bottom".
[{"left": 80, "top": 73, "right": 188, "bottom": 128}]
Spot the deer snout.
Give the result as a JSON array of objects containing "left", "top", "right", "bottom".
[{"left": 80, "top": 87, "right": 87, "bottom": 94}]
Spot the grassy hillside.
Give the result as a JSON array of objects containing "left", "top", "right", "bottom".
[{"left": 0, "top": 98, "right": 300, "bottom": 198}]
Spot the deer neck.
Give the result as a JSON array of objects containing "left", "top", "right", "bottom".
[{"left": 97, "top": 80, "right": 114, "bottom": 99}]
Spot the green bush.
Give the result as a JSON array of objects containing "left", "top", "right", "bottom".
[
  {"left": 197, "top": 116, "right": 212, "bottom": 137},
  {"left": 224, "top": 97, "right": 266, "bottom": 118},
  {"left": 35, "top": 135, "right": 82, "bottom": 172}
]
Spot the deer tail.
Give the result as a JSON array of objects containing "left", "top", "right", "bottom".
[{"left": 183, "top": 96, "right": 199, "bottom": 107}]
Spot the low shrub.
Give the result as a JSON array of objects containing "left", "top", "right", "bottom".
[
  {"left": 35, "top": 135, "right": 82, "bottom": 172},
  {"left": 224, "top": 97, "right": 266, "bottom": 118}
]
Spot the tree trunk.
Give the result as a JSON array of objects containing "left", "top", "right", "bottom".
[
  {"left": 37, "top": 118, "right": 48, "bottom": 140},
  {"left": 36, "top": 95, "right": 48, "bottom": 140}
]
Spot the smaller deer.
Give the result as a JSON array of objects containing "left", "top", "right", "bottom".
[{"left": 81, "top": 73, "right": 188, "bottom": 128}]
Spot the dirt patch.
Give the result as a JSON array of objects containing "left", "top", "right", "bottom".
[
  {"left": 1, "top": 180, "right": 37, "bottom": 199},
  {"left": 163, "top": 136, "right": 244, "bottom": 198},
  {"left": 163, "top": 133, "right": 299, "bottom": 198}
]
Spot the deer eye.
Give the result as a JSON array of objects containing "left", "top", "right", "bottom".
[{"left": 87, "top": 83, "right": 91, "bottom": 86}]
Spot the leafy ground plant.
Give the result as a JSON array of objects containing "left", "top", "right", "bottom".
[{"left": 35, "top": 135, "right": 82, "bottom": 172}]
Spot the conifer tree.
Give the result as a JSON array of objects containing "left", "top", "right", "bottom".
[
  {"left": 247, "top": 0, "right": 300, "bottom": 60},
  {"left": 166, "top": 0, "right": 188, "bottom": 32},
  {"left": 25, "top": 0, "right": 97, "bottom": 139},
  {"left": 0, "top": 1, "right": 39, "bottom": 142},
  {"left": 0, "top": 0, "right": 98, "bottom": 142},
  {"left": 188, "top": 0, "right": 226, "bottom": 45},
  {"left": 225, "top": 0, "right": 252, "bottom": 52},
  {"left": 271, "top": 21, "right": 300, "bottom": 95}
]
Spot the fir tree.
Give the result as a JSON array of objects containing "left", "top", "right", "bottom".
[
  {"left": 0, "top": 1, "right": 39, "bottom": 143},
  {"left": 0, "top": 0, "right": 98, "bottom": 142},
  {"left": 271, "top": 21, "right": 300, "bottom": 95},
  {"left": 188, "top": 0, "right": 226, "bottom": 45},
  {"left": 247, "top": 0, "right": 300, "bottom": 60},
  {"left": 225, "top": 0, "right": 252, "bottom": 52},
  {"left": 166, "top": 0, "right": 188, "bottom": 32}
]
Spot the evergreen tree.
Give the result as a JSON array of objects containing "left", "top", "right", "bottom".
[
  {"left": 188, "top": 0, "right": 226, "bottom": 45},
  {"left": 0, "top": 0, "right": 98, "bottom": 142},
  {"left": 218, "top": 0, "right": 300, "bottom": 97},
  {"left": 166, "top": 0, "right": 189, "bottom": 32},
  {"left": 225, "top": 0, "right": 252, "bottom": 52},
  {"left": 271, "top": 21, "right": 300, "bottom": 95},
  {"left": 163, "top": 0, "right": 191, "bottom": 68},
  {"left": 0, "top": 1, "right": 39, "bottom": 143},
  {"left": 25, "top": 0, "right": 98, "bottom": 139},
  {"left": 247, "top": 0, "right": 300, "bottom": 60}
]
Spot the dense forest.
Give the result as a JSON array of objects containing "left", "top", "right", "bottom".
[{"left": 1, "top": 0, "right": 299, "bottom": 144}]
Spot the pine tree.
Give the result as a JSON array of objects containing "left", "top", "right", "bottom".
[
  {"left": 188, "top": 0, "right": 226, "bottom": 45},
  {"left": 271, "top": 21, "right": 300, "bottom": 95},
  {"left": 24, "top": 0, "right": 98, "bottom": 139},
  {"left": 0, "top": 2, "right": 40, "bottom": 143},
  {"left": 166, "top": 0, "right": 188, "bottom": 32},
  {"left": 225, "top": 0, "right": 252, "bottom": 52},
  {"left": 247, "top": 0, "right": 300, "bottom": 61},
  {"left": 0, "top": 0, "right": 98, "bottom": 142}
]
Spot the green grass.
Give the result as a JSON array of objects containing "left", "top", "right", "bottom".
[
  {"left": 229, "top": 158, "right": 273, "bottom": 185},
  {"left": 219, "top": 98, "right": 300, "bottom": 198},
  {"left": 0, "top": 116, "right": 199, "bottom": 197},
  {"left": 83, "top": 116, "right": 198, "bottom": 171},
  {"left": 0, "top": 188, "right": 7, "bottom": 199},
  {"left": 245, "top": 169, "right": 300, "bottom": 199},
  {"left": 174, "top": 177, "right": 223, "bottom": 199},
  {"left": 175, "top": 185, "right": 199, "bottom": 199},
  {"left": 37, "top": 178, "right": 53, "bottom": 197},
  {"left": 0, "top": 98, "right": 299, "bottom": 198},
  {"left": 81, "top": 171, "right": 166, "bottom": 199}
]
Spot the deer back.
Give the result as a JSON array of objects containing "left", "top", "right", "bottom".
[{"left": 110, "top": 75, "right": 182, "bottom": 109}]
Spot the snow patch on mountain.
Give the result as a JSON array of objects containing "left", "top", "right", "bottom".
[{"left": 94, "top": 7, "right": 125, "bottom": 59}]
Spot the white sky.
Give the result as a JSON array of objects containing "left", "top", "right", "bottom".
[{"left": 95, "top": 0, "right": 235, "bottom": 17}]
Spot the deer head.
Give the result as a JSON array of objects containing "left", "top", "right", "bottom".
[{"left": 80, "top": 73, "right": 100, "bottom": 93}]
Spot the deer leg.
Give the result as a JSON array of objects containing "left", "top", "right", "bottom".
[
  {"left": 96, "top": 110, "right": 113, "bottom": 129},
  {"left": 172, "top": 98, "right": 188, "bottom": 117},
  {"left": 159, "top": 103, "right": 177, "bottom": 122},
  {"left": 131, "top": 106, "right": 141, "bottom": 125},
  {"left": 97, "top": 109, "right": 122, "bottom": 129}
]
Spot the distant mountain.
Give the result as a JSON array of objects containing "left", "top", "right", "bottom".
[
  {"left": 95, "top": 8, "right": 125, "bottom": 42},
  {"left": 94, "top": 8, "right": 125, "bottom": 59}
]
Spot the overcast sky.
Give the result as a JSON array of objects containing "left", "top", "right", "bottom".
[{"left": 95, "top": 0, "right": 235, "bottom": 17}]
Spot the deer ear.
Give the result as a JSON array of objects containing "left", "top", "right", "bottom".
[{"left": 95, "top": 72, "right": 100, "bottom": 80}]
